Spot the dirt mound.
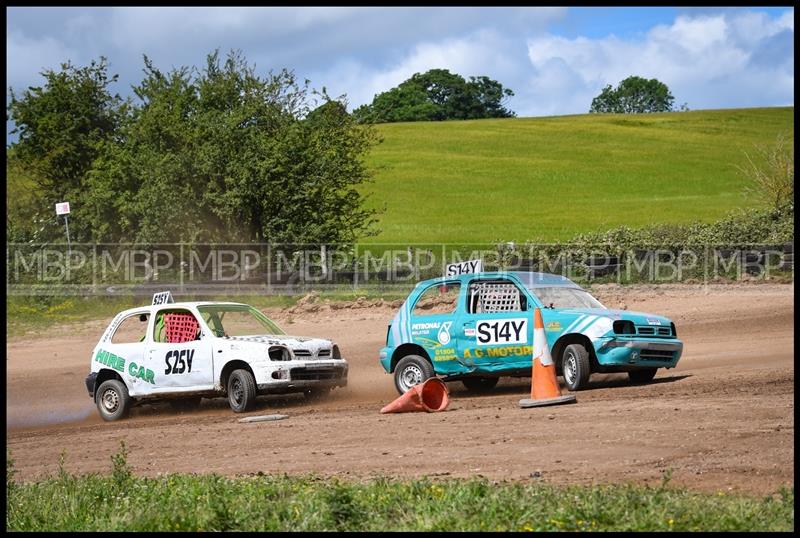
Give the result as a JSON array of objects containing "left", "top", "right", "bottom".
[{"left": 286, "top": 293, "right": 401, "bottom": 315}]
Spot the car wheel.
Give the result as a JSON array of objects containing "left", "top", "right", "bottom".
[
  {"left": 95, "top": 379, "right": 131, "bottom": 421},
  {"left": 629, "top": 368, "right": 658, "bottom": 384},
  {"left": 394, "top": 355, "right": 434, "bottom": 395},
  {"left": 227, "top": 369, "right": 257, "bottom": 413},
  {"left": 168, "top": 396, "right": 202, "bottom": 412},
  {"left": 561, "top": 343, "right": 591, "bottom": 391},
  {"left": 461, "top": 376, "right": 499, "bottom": 393},
  {"left": 303, "top": 387, "right": 331, "bottom": 401}
]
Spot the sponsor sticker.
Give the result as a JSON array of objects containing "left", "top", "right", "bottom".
[
  {"left": 646, "top": 318, "right": 662, "bottom": 325},
  {"left": 434, "top": 347, "right": 457, "bottom": 361},
  {"left": 412, "top": 321, "right": 443, "bottom": 336},
  {"left": 437, "top": 321, "right": 453, "bottom": 345},
  {"left": 546, "top": 321, "right": 562, "bottom": 332}
]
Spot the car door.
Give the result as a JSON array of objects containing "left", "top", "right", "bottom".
[
  {"left": 407, "top": 281, "right": 463, "bottom": 375},
  {"left": 144, "top": 306, "right": 215, "bottom": 393},
  {"left": 456, "top": 277, "right": 533, "bottom": 371}
]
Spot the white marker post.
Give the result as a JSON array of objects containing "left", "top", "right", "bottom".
[{"left": 55, "top": 202, "right": 71, "bottom": 257}]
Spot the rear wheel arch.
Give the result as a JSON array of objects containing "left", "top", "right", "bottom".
[
  {"left": 390, "top": 344, "right": 431, "bottom": 372},
  {"left": 94, "top": 368, "right": 127, "bottom": 397}
]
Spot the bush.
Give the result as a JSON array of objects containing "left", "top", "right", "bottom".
[{"left": 740, "top": 134, "right": 794, "bottom": 213}]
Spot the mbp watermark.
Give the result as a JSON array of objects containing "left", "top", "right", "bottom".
[{"left": 6, "top": 242, "right": 793, "bottom": 296}]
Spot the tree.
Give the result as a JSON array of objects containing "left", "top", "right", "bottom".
[
  {"left": 589, "top": 76, "right": 676, "bottom": 114},
  {"left": 7, "top": 57, "right": 127, "bottom": 241},
  {"left": 82, "top": 50, "right": 380, "bottom": 246},
  {"left": 353, "top": 68, "right": 514, "bottom": 123}
]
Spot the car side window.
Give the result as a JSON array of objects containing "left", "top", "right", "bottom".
[
  {"left": 467, "top": 279, "right": 527, "bottom": 314},
  {"left": 412, "top": 282, "right": 461, "bottom": 315},
  {"left": 111, "top": 313, "right": 151, "bottom": 344},
  {"left": 153, "top": 309, "right": 202, "bottom": 343}
]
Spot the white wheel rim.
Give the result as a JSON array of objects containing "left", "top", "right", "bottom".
[
  {"left": 399, "top": 364, "right": 423, "bottom": 392},
  {"left": 564, "top": 352, "right": 577, "bottom": 386},
  {"left": 231, "top": 378, "right": 244, "bottom": 405},
  {"left": 101, "top": 388, "right": 119, "bottom": 413}
]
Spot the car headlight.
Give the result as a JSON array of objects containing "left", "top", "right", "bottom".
[
  {"left": 613, "top": 320, "right": 635, "bottom": 335},
  {"left": 332, "top": 345, "right": 341, "bottom": 360},
  {"left": 269, "top": 346, "right": 290, "bottom": 361},
  {"left": 670, "top": 322, "right": 677, "bottom": 337}
]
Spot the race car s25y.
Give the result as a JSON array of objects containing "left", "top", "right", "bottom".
[{"left": 86, "top": 294, "right": 347, "bottom": 421}]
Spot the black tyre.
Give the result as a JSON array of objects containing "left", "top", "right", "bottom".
[
  {"left": 629, "top": 368, "right": 658, "bottom": 384},
  {"left": 394, "top": 354, "right": 435, "bottom": 395},
  {"left": 227, "top": 369, "right": 257, "bottom": 413},
  {"left": 461, "top": 376, "right": 500, "bottom": 393},
  {"left": 95, "top": 379, "right": 132, "bottom": 422},
  {"left": 561, "top": 343, "right": 591, "bottom": 391},
  {"left": 168, "top": 396, "right": 202, "bottom": 412},
  {"left": 303, "top": 387, "right": 331, "bottom": 401}
]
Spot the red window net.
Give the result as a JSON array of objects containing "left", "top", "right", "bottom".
[{"left": 164, "top": 313, "right": 199, "bottom": 343}]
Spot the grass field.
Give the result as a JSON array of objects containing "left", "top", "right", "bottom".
[
  {"left": 362, "top": 107, "right": 794, "bottom": 244},
  {"left": 6, "top": 445, "right": 793, "bottom": 532}
]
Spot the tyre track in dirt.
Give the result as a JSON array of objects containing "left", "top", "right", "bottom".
[{"left": 6, "top": 284, "right": 794, "bottom": 495}]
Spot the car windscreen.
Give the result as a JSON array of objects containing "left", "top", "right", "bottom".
[
  {"left": 527, "top": 286, "right": 606, "bottom": 309},
  {"left": 197, "top": 305, "right": 285, "bottom": 337}
]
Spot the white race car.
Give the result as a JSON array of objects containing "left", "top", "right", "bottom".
[{"left": 84, "top": 293, "right": 348, "bottom": 421}]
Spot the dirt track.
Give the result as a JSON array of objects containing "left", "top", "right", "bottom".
[{"left": 6, "top": 284, "right": 794, "bottom": 495}]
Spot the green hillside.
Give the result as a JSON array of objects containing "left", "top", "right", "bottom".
[{"left": 361, "top": 107, "right": 793, "bottom": 244}]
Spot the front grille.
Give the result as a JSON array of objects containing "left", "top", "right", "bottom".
[
  {"left": 290, "top": 367, "right": 344, "bottom": 381},
  {"left": 636, "top": 326, "right": 673, "bottom": 337},
  {"left": 293, "top": 348, "right": 332, "bottom": 359},
  {"left": 640, "top": 349, "right": 675, "bottom": 361}
]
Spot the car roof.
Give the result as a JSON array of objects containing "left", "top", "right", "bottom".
[
  {"left": 509, "top": 271, "right": 581, "bottom": 288},
  {"left": 113, "top": 301, "right": 251, "bottom": 318},
  {"left": 419, "top": 271, "right": 581, "bottom": 289}
]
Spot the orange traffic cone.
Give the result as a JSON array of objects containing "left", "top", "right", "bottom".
[
  {"left": 380, "top": 377, "right": 450, "bottom": 414},
  {"left": 519, "top": 308, "right": 577, "bottom": 408}
]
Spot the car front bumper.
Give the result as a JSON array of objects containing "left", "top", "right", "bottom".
[
  {"left": 594, "top": 337, "right": 683, "bottom": 369},
  {"left": 255, "top": 360, "right": 348, "bottom": 393}
]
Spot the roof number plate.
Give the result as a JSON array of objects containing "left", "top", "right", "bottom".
[{"left": 446, "top": 259, "right": 482, "bottom": 276}]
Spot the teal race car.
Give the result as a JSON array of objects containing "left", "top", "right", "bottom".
[{"left": 379, "top": 271, "right": 683, "bottom": 394}]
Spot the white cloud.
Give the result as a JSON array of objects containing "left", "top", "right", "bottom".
[
  {"left": 314, "top": 8, "right": 793, "bottom": 118},
  {"left": 5, "top": 6, "right": 793, "bottom": 123},
  {"left": 524, "top": 10, "right": 794, "bottom": 115},
  {"left": 312, "top": 29, "right": 533, "bottom": 111},
  {"left": 106, "top": 7, "right": 354, "bottom": 50},
  {"left": 6, "top": 30, "right": 81, "bottom": 93}
]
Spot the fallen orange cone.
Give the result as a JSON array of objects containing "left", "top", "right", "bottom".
[
  {"left": 519, "top": 308, "right": 577, "bottom": 408},
  {"left": 380, "top": 377, "right": 450, "bottom": 414}
]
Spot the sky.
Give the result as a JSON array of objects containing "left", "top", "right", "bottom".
[{"left": 5, "top": 6, "right": 795, "bottom": 136}]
